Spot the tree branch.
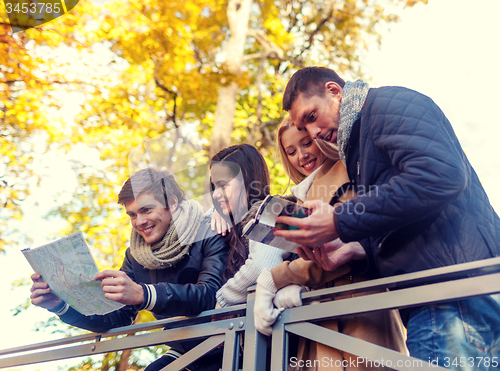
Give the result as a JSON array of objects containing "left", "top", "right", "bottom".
[
  {"left": 153, "top": 63, "right": 178, "bottom": 129},
  {"left": 286, "top": 0, "right": 307, "bottom": 33},
  {"left": 247, "top": 30, "right": 284, "bottom": 59},
  {"left": 299, "top": 9, "right": 334, "bottom": 57},
  {"left": 243, "top": 53, "right": 304, "bottom": 68}
]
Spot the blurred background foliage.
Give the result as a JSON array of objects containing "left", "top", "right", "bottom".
[{"left": 1, "top": 0, "right": 427, "bottom": 368}]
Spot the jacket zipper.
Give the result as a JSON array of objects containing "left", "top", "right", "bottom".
[{"left": 356, "top": 161, "right": 360, "bottom": 186}]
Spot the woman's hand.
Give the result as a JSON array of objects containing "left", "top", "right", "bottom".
[
  {"left": 211, "top": 209, "right": 231, "bottom": 236},
  {"left": 297, "top": 239, "right": 366, "bottom": 271}
]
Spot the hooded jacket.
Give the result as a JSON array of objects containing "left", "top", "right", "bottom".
[{"left": 335, "top": 86, "right": 500, "bottom": 277}]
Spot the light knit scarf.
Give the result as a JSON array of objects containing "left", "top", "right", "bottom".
[
  {"left": 130, "top": 199, "right": 204, "bottom": 270},
  {"left": 337, "top": 79, "right": 370, "bottom": 165}
]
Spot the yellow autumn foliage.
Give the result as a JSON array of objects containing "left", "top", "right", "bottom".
[{"left": 2, "top": 0, "right": 428, "bottom": 367}]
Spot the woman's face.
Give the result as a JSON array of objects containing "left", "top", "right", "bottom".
[
  {"left": 210, "top": 163, "right": 247, "bottom": 218},
  {"left": 281, "top": 126, "right": 328, "bottom": 177}
]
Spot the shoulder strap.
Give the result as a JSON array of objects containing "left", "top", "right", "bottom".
[{"left": 329, "top": 182, "right": 357, "bottom": 206}]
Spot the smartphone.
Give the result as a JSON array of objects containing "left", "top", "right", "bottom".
[{"left": 274, "top": 201, "right": 311, "bottom": 230}]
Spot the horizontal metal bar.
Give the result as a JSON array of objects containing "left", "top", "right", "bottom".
[
  {"left": 286, "top": 322, "right": 448, "bottom": 371},
  {"left": 301, "top": 257, "right": 500, "bottom": 303},
  {"left": 0, "top": 333, "right": 101, "bottom": 357},
  {"left": 0, "top": 318, "right": 243, "bottom": 368},
  {"left": 280, "top": 272, "right": 500, "bottom": 324},
  {"left": 0, "top": 304, "right": 246, "bottom": 357}
]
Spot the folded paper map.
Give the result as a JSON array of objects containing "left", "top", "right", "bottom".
[{"left": 22, "top": 232, "right": 124, "bottom": 316}]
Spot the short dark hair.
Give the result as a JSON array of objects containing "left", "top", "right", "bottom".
[
  {"left": 118, "top": 168, "right": 185, "bottom": 209},
  {"left": 282, "top": 67, "right": 345, "bottom": 111}
]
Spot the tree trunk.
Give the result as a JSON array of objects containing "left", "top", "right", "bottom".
[
  {"left": 116, "top": 349, "right": 132, "bottom": 371},
  {"left": 209, "top": 0, "right": 252, "bottom": 157},
  {"left": 210, "top": 81, "right": 239, "bottom": 157}
]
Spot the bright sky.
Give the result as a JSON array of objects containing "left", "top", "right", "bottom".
[
  {"left": 1, "top": 0, "right": 499, "bottom": 370},
  {"left": 363, "top": 0, "right": 500, "bottom": 212}
]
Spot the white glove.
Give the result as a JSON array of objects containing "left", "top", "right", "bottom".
[
  {"left": 254, "top": 269, "right": 283, "bottom": 336},
  {"left": 273, "top": 284, "right": 309, "bottom": 309}
]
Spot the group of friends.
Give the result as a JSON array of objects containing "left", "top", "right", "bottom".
[{"left": 30, "top": 67, "right": 500, "bottom": 371}]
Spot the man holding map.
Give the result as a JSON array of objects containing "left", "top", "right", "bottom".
[{"left": 29, "top": 167, "right": 228, "bottom": 371}]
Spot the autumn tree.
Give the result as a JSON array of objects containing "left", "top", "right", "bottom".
[
  {"left": 2, "top": 0, "right": 431, "bottom": 250},
  {"left": 2, "top": 0, "right": 430, "bottom": 253},
  {"left": 4, "top": 0, "right": 428, "bottom": 368},
  {"left": 48, "top": 0, "right": 430, "bottom": 196},
  {"left": 0, "top": 19, "right": 65, "bottom": 251},
  {"left": 209, "top": 0, "right": 430, "bottom": 156},
  {"left": 0, "top": 0, "right": 104, "bottom": 251}
]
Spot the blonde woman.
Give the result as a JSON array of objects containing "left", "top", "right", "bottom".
[{"left": 254, "top": 116, "right": 407, "bottom": 371}]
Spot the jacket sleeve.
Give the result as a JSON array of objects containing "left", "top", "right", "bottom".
[
  {"left": 270, "top": 258, "right": 351, "bottom": 290},
  {"left": 337, "top": 88, "right": 467, "bottom": 243},
  {"left": 138, "top": 233, "right": 228, "bottom": 317},
  {"left": 216, "top": 241, "right": 290, "bottom": 307},
  {"left": 49, "top": 301, "right": 138, "bottom": 333}
]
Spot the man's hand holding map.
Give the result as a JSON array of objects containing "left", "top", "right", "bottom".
[{"left": 23, "top": 232, "right": 124, "bottom": 316}]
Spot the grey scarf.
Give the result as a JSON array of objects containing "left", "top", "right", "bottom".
[
  {"left": 337, "top": 79, "right": 370, "bottom": 165},
  {"left": 130, "top": 199, "right": 204, "bottom": 270}
]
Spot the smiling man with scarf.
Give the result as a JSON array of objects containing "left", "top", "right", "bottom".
[
  {"left": 271, "top": 67, "right": 500, "bottom": 370},
  {"left": 30, "top": 168, "right": 228, "bottom": 371}
]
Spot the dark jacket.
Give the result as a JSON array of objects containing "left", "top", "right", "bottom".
[
  {"left": 335, "top": 86, "right": 500, "bottom": 277},
  {"left": 52, "top": 218, "right": 228, "bottom": 334}
]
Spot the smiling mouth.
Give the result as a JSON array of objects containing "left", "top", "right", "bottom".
[
  {"left": 142, "top": 226, "right": 155, "bottom": 234},
  {"left": 301, "top": 159, "right": 316, "bottom": 171}
]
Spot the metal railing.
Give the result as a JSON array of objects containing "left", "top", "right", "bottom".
[{"left": 2, "top": 257, "right": 500, "bottom": 371}]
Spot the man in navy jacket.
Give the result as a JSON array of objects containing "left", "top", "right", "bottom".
[
  {"left": 273, "top": 67, "right": 500, "bottom": 369},
  {"left": 30, "top": 168, "right": 228, "bottom": 371}
]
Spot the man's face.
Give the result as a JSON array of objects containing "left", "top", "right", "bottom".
[
  {"left": 289, "top": 82, "right": 343, "bottom": 145},
  {"left": 125, "top": 193, "right": 177, "bottom": 245}
]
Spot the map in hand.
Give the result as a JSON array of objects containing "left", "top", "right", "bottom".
[{"left": 22, "top": 232, "right": 124, "bottom": 316}]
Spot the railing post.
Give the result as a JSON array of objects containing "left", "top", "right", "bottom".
[
  {"left": 269, "top": 316, "right": 287, "bottom": 371},
  {"left": 242, "top": 289, "right": 269, "bottom": 371},
  {"left": 221, "top": 322, "right": 242, "bottom": 371}
]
